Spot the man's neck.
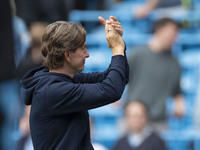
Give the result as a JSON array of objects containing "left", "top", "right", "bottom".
[
  {"left": 149, "top": 36, "right": 171, "bottom": 53},
  {"left": 49, "top": 64, "right": 75, "bottom": 78}
]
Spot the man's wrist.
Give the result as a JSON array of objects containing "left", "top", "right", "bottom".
[
  {"left": 112, "top": 46, "right": 125, "bottom": 56},
  {"left": 112, "top": 49, "right": 124, "bottom": 56}
]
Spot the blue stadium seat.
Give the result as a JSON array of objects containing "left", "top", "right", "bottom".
[
  {"left": 162, "top": 130, "right": 200, "bottom": 150},
  {"left": 178, "top": 49, "right": 200, "bottom": 95},
  {"left": 89, "top": 104, "right": 123, "bottom": 149}
]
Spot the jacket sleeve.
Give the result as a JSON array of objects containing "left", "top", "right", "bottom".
[
  {"left": 45, "top": 55, "right": 129, "bottom": 116},
  {"left": 73, "top": 69, "right": 110, "bottom": 84},
  {"left": 74, "top": 53, "right": 129, "bottom": 84}
]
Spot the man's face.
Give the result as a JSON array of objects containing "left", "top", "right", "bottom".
[
  {"left": 68, "top": 43, "right": 89, "bottom": 74},
  {"left": 156, "top": 23, "right": 178, "bottom": 50},
  {"left": 125, "top": 103, "right": 147, "bottom": 133}
]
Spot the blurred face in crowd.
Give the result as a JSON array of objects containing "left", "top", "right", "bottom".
[
  {"left": 65, "top": 42, "right": 89, "bottom": 74},
  {"left": 125, "top": 102, "right": 147, "bottom": 133},
  {"left": 156, "top": 23, "right": 178, "bottom": 50}
]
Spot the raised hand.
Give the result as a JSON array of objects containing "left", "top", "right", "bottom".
[
  {"left": 109, "top": 16, "right": 123, "bottom": 37},
  {"left": 98, "top": 16, "right": 123, "bottom": 37},
  {"left": 99, "top": 16, "right": 125, "bottom": 56}
]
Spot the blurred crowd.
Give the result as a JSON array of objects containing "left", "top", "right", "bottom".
[{"left": 1, "top": 0, "right": 200, "bottom": 150}]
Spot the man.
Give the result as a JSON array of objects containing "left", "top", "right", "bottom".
[
  {"left": 126, "top": 18, "right": 184, "bottom": 132},
  {"left": 20, "top": 16, "right": 129, "bottom": 150},
  {"left": 113, "top": 101, "right": 167, "bottom": 150}
]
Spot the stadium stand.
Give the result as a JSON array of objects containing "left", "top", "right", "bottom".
[{"left": 69, "top": 1, "right": 200, "bottom": 149}]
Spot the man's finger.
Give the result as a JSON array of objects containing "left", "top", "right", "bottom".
[
  {"left": 111, "top": 22, "right": 121, "bottom": 26},
  {"left": 114, "top": 28, "right": 123, "bottom": 36},
  {"left": 111, "top": 23, "right": 121, "bottom": 29},
  {"left": 98, "top": 16, "right": 106, "bottom": 25},
  {"left": 110, "top": 16, "right": 118, "bottom": 22},
  {"left": 114, "top": 27, "right": 122, "bottom": 32}
]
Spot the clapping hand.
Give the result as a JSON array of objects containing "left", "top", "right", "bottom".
[
  {"left": 98, "top": 16, "right": 125, "bottom": 56},
  {"left": 98, "top": 16, "right": 123, "bottom": 37}
]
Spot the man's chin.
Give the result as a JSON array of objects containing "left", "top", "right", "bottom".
[{"left": 77, "top": 67, "right": 84, "bottom": 73}]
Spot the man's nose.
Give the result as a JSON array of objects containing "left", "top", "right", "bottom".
[{"left": 85, "top": 49, "right": 89, "bottom": 58}]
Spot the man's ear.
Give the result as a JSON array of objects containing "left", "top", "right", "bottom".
[{"left": 64, "top": 51, "right": 71, "bottom": 63}]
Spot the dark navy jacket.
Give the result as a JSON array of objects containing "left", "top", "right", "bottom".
[
  {"left": 20, "top": 55, "right": 129, "bottom": 150},
  {"left": 112, "top": 133, "right": 167, "bottom": 150}
]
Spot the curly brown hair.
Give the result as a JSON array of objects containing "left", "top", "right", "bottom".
[{"left": 41, "top": 21, "right": 86, "bottom": 70}]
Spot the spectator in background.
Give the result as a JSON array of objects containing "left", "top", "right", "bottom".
[
  {"left": 0, "top": 0, "right": 30, "bottom": 149},
  {"left": 16, "top": 22, "right": 47, "bottom": 150},
  {"left": 0, "top": 0, "right": 23, "bottom": 150},
  {"left": 133, "top": 0, "right": 187, "bottom": 19},
  {"left": 126, "top": 18, "right": 185, "bottom": 133},
  {"left": 113, "top": 101, "right": 167, "bottom": 150},
  {"left": 16, "top": 22, "right": 48, "bottom": 79},
  {"left": 11, "top": 0, "right": 31, "bottom": 67}
]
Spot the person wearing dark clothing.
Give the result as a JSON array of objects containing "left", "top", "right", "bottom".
[
  {"left": 0, "top": 3, "right": 14, "bottom": 143},
  {"left": 112, "top": 101, "right": 167, "bottom": 150},
  {"left": 113, "top": 133, "right": 167, "bottom": 150},
  {"left": 0, "top": 0, "right": 20, "bottom": 150},
  {"left": 20, "top": 16, "right": 129, "bottom": 150},
  {"left": 16, "top": 22, "right": 47, "bottom": 79},
  {"left": 16, "top": 26, "right": 45, "bottom": 147},
  {"left": 16, "top": 48, "right": 40, "bottom": 79},
  {"left": 0, "top": 0, "right": 15, "bottom": 80}
]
